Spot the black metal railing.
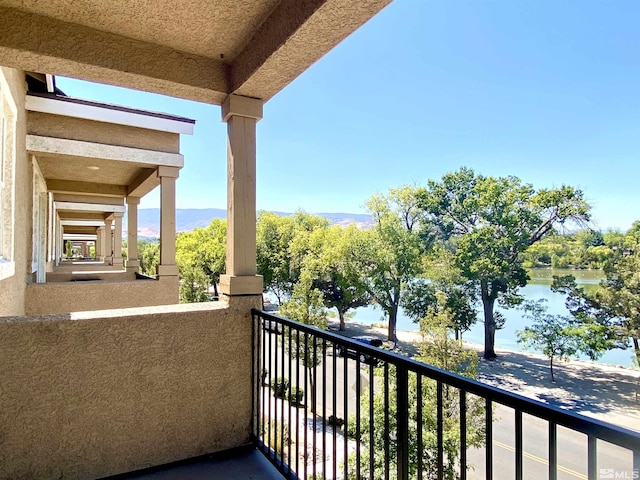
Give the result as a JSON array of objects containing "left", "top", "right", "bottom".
[{"left": 251, "top": 309, "right": 640, "bottom": 480}]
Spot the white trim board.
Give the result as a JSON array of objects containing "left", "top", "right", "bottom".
[
  {"left": 61, "top": 220, "right": 106, "bottom": 227},
  {"left": 26, "top": 95, "right": 195, "bottom": 135}
]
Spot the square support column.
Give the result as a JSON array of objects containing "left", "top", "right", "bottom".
[
  {"left": 126, "top": 197, "right": 140, "bottom": 273},
  {"left": 97, "top": 226, "right": 107, "bottom": 261},
  {"left": 219, "top": 94, "right": 264, "bottom": 296},
  {"left": 46, "top": 193, "right": 54, "bottom": 271},
  {"left": 56, "top": 215, "right": 62, "bottom": 265},
  {"left": 112, "top": 212, "right": 124, "bottom": 267},
  {"left": 95, "top": 227, "right": 102, "bottom": 261},
  {"left": 156, "top": 166, "right": 179, "bottom": 278},
  {"left": 104, "top": 217, "right": 113, "bottom": 265}
]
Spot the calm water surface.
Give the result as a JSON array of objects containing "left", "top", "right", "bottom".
[{"left": 351, "top": 269, "right": 635, "bottom": 367}]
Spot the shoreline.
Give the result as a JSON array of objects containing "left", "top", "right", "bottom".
[{"left": 328, "top": 318, "right": 640, "bottom": 432}]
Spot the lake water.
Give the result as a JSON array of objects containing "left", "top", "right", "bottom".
[{"left": 349, "top": 269, "right": 635, "bottom": 367}]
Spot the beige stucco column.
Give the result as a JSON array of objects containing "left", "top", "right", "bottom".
[
  {"left": 156, "top": 166, "right": 179, "bottom": 278},
  {"left": 56, "top": 216, "right": 63, "bottom": 265},
  {"left": 104, "top": 217, "right": 113, "bottom": 265},
  {"left": 46, "top": 193, "right": 54, "bottom": 271},
  {"left": 95, "top": 227, "right": 102, "bottom": 260},
  {"left": 219, "top": 95, "right": 264, "bottom": 297},
  {"left": 53, "top": 215, "right": 60, "bottom": 266},
  {"left": 126, "top": 197, "right": 140, "bottom": 273},
  {"left": 97, "top": 226, "right": 107, "bottom": 261},
  {"left": 112, "top": 212, "right": 124, "bottom": 267}
]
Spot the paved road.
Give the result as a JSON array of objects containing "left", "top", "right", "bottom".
[{"left": 261, "top": 331, "right": 635, "bottom": 478}]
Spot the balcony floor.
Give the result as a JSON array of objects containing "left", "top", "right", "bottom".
[{"left": 103, "top": 446, "right": 285, "bottom": 480}]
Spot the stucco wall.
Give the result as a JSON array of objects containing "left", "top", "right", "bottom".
[
  {"left": 0, "top": 67, "right": 28, "bottom": 316},
  {"left": 27, "top": 111, "right": 180, "bottom": 153},
  {"left": 24, "top": 276, "right": 179, "bottom": 314},
  {"left": 0, "top": 297, "right": 261, "bottom": 479}
]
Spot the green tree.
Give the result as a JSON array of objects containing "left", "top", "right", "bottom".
[
  {"left": 517, "top": 299, "right": 611, "bottom": 382},
  {"left": 257, "top": 211, "right": 329, "bottom": 304},
  {"left": 417, "top": 168, "right": 590, "bottom": 359},
  {"left": 403, "top": 279, "right": 477, "bottom": 340},
  {"left": 346, "top": 298, "right": 484, "bottom": 479},
  {"left": 176, "top": 219, "right": 226, "bottom": 299},
  {"left": 179, "top": 264, "right": 210, "bottom": 303},
  {"left": 353, "top": 187, "right": 426, "bottom": 342},
  {"left": 138, "top": 239, "right": 159, "bottom": 276},
  {"left": 305, "top": 225, "right": 370, "bottom": 330},
  {"left": 279, "top": 270, "right": 328, "bottom": 413},
  {"left": 552, "top": 222, "right": 640, "bottom": 366}
]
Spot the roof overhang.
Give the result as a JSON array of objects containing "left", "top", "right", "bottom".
[
  {"left": 0, "top": 0, "right": 392, "bottom": 104},
  {"left": 26, "top": 93, "right": 195, "bottom": 134}
]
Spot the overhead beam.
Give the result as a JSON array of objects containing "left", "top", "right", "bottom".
[
  {"left": 0, "top": 6, "right": 229, "bottom": 104},
  {"left": 63, "top": 233, "right": 98, "bottom": 240},
  {"left": 27, "top": 135, "right": 184, "bottom": 167},
  {"left": 61, "top": 220, "right": 105, "bottom": 227},
  {"left": 230, "top": 0, "right": 392, "bottom": 100},
  {"left": 53, "top": 193, "right": 123, "bottom": 207},
  {"left": 55, "top": 201, "right": 126, "bottom": 214},
  {"left": 128, "top": 168, "right": 159, "bottom": 198},
  {"left": 57, "top": 211, "right": 108, "bottom": 221},
  {"left": 47, "top": 179, "right": 128, "bottom": 197},
  {"left": 62, "top": 225, "right": 97, "bottom": 235}
]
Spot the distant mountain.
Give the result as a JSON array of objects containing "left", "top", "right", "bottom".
[{"left": 128, "top": 208, "right": 373, "bottom": 237}]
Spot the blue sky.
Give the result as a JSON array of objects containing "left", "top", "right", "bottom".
[{"left": 57, "top": 0, "right": 640, "bottom": 231}]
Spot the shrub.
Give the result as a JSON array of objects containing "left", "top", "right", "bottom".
[
  {"left": 328, "top": 415, "right": 344, "bottom": 429},
  {"left": 289, "top": 387, "right": 304, "bottom": 406},
  {"left": 271, "top": 377, "right": 289, "bottom": 399}
]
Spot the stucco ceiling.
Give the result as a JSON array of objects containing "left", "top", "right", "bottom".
[
  {"left": 0, "top": 0, "right": 392, "bottom": 104},
  {"left": 37, "top": 154, "right": 151, "bottom": 187},
  {"left": 0, "top": 0, "right": 279, "bottom": 60}
]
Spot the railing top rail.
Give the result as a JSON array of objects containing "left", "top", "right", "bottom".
[{"left": 253, "top": 308, "right": 640, "bottom": 451}]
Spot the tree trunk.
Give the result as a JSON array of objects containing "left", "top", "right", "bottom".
[
  {"left": 338, "top": 308, "right": 346, "bottom": 331},
  {"left": 550, "top": 357, "right": 555, "bottom": 383},
  {"left": 213, "top": 282, "right": 219, "bottom": 298},
  {"left": 308, "top": 367, "right": 316, "bottom": 415},
  {"left": 387, "top": 305, "right": 398, "bottom": 342},
  {"left": 481, "top": 282, "right": 497, "bottom": 359}
]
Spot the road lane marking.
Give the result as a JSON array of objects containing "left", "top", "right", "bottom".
[{"left": 494, "top": 440, "right": 587, "bottom": 480}]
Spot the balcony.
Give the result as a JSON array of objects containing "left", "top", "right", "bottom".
[{"left": 2, "top": 302, "right": 638, "bottom": 479}]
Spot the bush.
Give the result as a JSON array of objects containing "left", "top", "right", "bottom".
[
  {"left": 264, "top": 420, "right": 290, "bottom": 460},
  {"left": 271, "top": 377, "right": 289, "bottom": 399},
  {"left": 328, "top": 415, "right": 344, "bottom": 429},
  {"left": 289, "top": 387, "right": 304, "bottom": 406}
]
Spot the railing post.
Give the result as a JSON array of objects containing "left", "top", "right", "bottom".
[
  {"left": 251, "top": 310, "right": 258, "bottom": 441},
  {"left": 396, "top": 366, "right": 409, "bottom": 480}
]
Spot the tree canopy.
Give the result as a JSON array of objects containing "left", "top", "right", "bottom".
[
  {"left": 552, "top": 222, "right": 640, "bottom": 366},
  {"left": 175, "top": 219, "right": 226, "bottom": 302},
  {"left": 416, "top": 167, "right": 591, "bottom": 358},
  {"left": 351, "top": 187, "right": 426, "bottom": 341}
]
